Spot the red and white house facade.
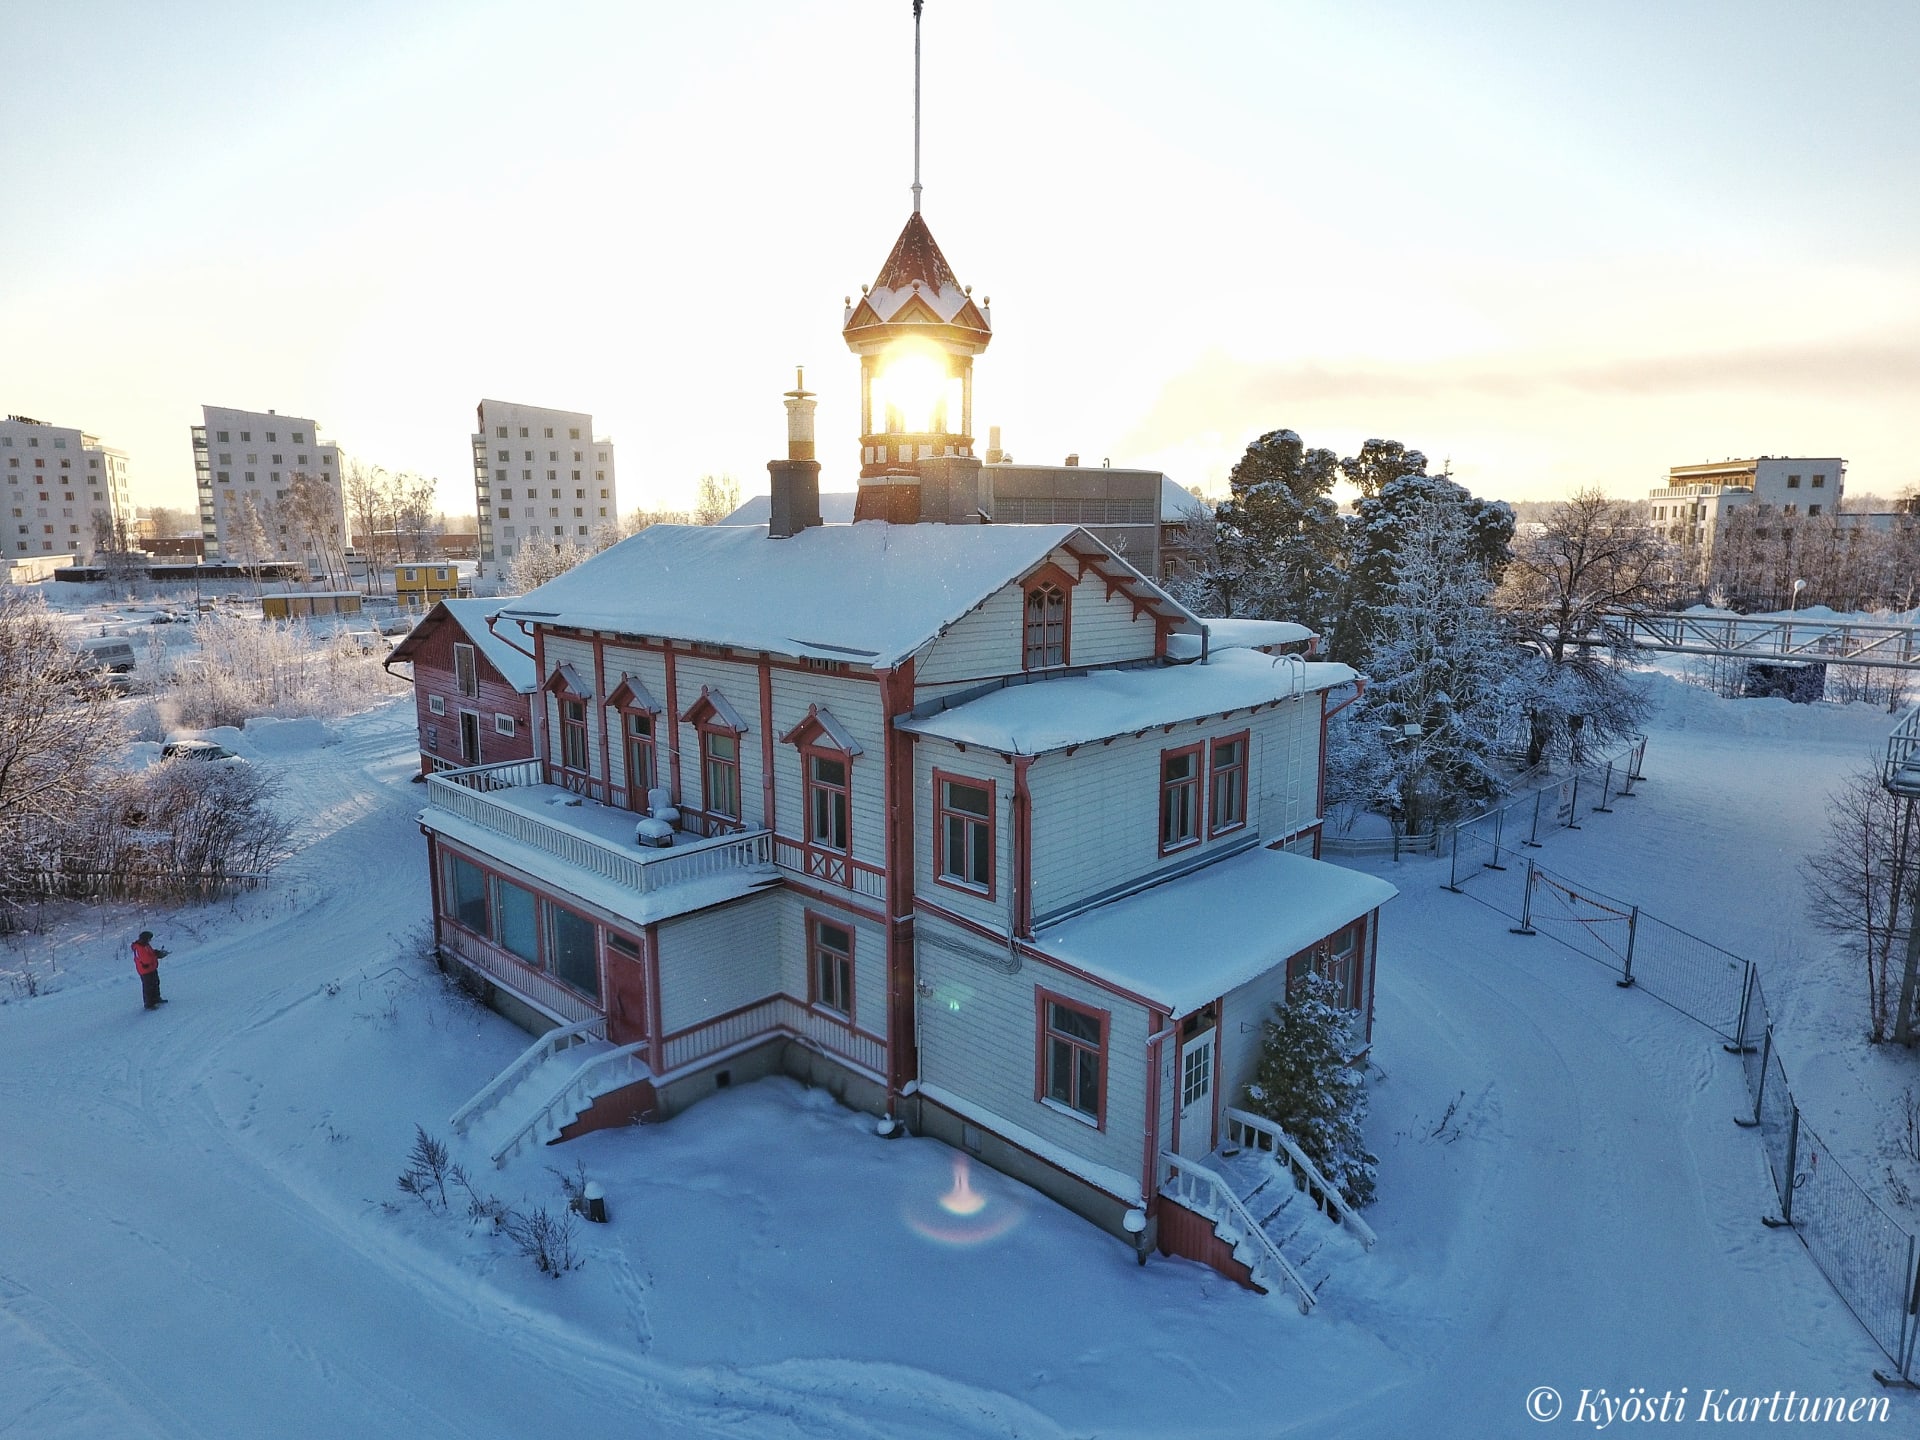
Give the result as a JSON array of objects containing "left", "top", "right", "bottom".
[
  {"left": 386, "top": 598, "right": 538, "bottom": 777},
  {"left": 415, "top": 517, "right": 1393, "bottom": 1256}
]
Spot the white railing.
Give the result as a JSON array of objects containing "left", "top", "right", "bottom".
[
  {"left": 1222, "top": 1106, "right": 1377, "bottom": 1249},
  {"left": 658, "top": 994, "right": 887, "bottom": 1078},
  {"left": 1886, "top": 704, "right": 1920, "bottom": 797},
  {"left": 450, "top": 1017, "right": 604, "bottom": 1134},
  {"left": 1159, "top": 1151, "right": 1316, "bottom": 1313},
  {"left": 426, "top": 761, "right": 774, "bottom": 896},
  {"left": 490, "top": 1039, "right": 651, "bottom": 1168},
  {"left": 441, "top": 931, "right": 601, "bottom": 1025}
]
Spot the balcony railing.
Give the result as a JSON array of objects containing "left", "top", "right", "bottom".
[{"left": 424, "top": 759, "right": 774, "bottom": 896}]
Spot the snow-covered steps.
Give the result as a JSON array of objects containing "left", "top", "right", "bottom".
[
  {"left": 1211, "top": 1147, "right": 1370, "bottom": 1300},
  {"left": 450, "top": 1020, "right": 652, "bottom": 1166}
]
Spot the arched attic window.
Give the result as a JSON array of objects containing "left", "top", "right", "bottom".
[{"left": 1021, "top": 560, "right": 1074, "bottom": 671}]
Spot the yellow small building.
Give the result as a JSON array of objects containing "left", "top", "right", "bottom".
[
  {"left": 259, "top": 591, "right": 364, "bottom": 620},
  {"left": 394, "top": 563, "right": 472, "bottom": 611}
]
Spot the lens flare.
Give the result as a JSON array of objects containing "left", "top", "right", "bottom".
[
  {"left": 875, "top": 344, "right": 949, "bottom": 434},
  {"left": 904, "top": 1152, "right": 1024, "bottom": 1246}
]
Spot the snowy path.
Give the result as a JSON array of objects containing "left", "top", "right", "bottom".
[{"left": 3, "top": 689, "right": 1914, "bottom": 1438}]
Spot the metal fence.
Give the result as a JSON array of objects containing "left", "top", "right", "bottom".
[
  {"left": 1443, "top": 733, "right": 1648, "bottom": 881},
  {"left": 1444, "top": 815, "right": 1920, "bottom": 1378}
]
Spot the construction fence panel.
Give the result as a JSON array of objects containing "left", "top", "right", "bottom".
[
  {"left": 1618, "top": 910, "right": 1752, "bottom": 1042},
  {"left": 1792, "top": 1118, "right": 1920, "bottom": 1372},
  {"left": 1753, "top": 1040, "right": 1797, "bottom": 1218}
]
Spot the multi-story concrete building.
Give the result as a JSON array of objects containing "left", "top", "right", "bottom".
[
  {"left": 1, "top": 415, "right": 134, "bottom": 560},
  {"left": 469, "top": 400, "right": 618, "bottom": 566},
  {"left": 191, "top": 405, "right": 347, "bottom": 569},
  {"left": 1649, "top": 457, "right": 1847, "bottom": 573}
]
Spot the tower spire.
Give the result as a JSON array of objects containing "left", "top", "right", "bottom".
[{"left": 912, "top": 0, "right": 924, "bottom": 214}]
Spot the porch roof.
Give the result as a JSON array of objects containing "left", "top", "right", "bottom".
[{"left": 1031, "top": 848, "right": 1397, "bottom": 1016}]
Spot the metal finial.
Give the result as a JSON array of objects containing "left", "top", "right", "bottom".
[{"left": 912, "top": 0, "right": 924, "bottom": 213}]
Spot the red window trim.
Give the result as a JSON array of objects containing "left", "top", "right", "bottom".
[
  {"left": 1033, "top": 986, "right": 1109, "bottom": 1131},
  {"left": 1286, "top": 919, "right": 1366, "bottom": 1009},
  {"left": 932, "top": 767, "right": 997, "bottom": 901},
  {"left": 1019, "top": 560, "right": 1075, "bottom": 672},
  {"left": 1206, "top": 728, "right": 1251, "bottom": 839},
  {"left": 805, "top": 910, "right": 856, "bottom": 1020},
  {"left": 799, "top": 743, "right": 853, "bottom": 855},
  {"left": 1158, "top": 742, "right": 1204, "bottom": 856},
  {"left": 619, "top": 708, "right": 658, "bottom": 802},
  {"left": 698, "top": 724, "right": 742, "bottom": 821},
  {"left": 558, "top": 697, "right": 590, "bottom": 774}
]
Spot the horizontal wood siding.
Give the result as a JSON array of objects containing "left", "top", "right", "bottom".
[
  {"left": 1029, "top": 697, "right": 1323, "bottom": 920},
  {"left": 654, "top": 890, "right": 782, "bottom": 1033},
  {"left": 599, "top": 640, "right": 672, "bottom": 808},
  {"left": 410, "top": 614, "right": 533, "bottom": 770},
  {"left": 914, "top": 912, "right": 1147, "bottom": 1188},
  {"left": 1067, "top": 570, "right": 1157, "bottom": 669},
  {"left": 541, "top": 632, "right": 604, "bottom": 783},
  {"left": 672, "top": 653, "right": 766, "bottom": 829},
  {"left": 768, "top": 668, "right": 888, "bottom": 885},
  {"left": 771, "top": 887, "right": 890, "bottom": 1040},
  {"left": 912, "top": 738, "right": 1013, "bottom": 933},
  {"left": 916, "top": 585, "right": 1022, "bottom": 686}
]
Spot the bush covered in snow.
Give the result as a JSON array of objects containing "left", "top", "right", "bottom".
[
  {"left": 1243, "top": 973, "right": 1376, "bottom": 1207},
  {"left": 158, "top": 612, "right": 404, "bottom": 730}
]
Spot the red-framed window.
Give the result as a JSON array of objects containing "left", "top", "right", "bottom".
[
  {"left": 933, "top": 770, "right": 995, "bottom": 898},
  {"left": 1021, "top": 561, "right": 1074, "bottom": 671},
  {"left": 701, "top": 727, "right": 740, "bottom": 820},
  {"left": 1035, "top": 988, "right": 1108, "bottom": 1128},
  {"left": 453, "top": 642, "right": 478, "bottom": 698},
  {"left": 805, "top": 749, "right": 851, "bottom": 852},
  {"left": 808, "top": 913, "right": 854, "bottom": 1018},
  {"left": 1207, "top": 731, "right": 1249, "bottom": 837},
  {"left": 1159, "top": 743, "right": 1203, "bottom": 853},
  {"left": 1287, "top": 921, "right": 1364, "bottom": 1008},
  {"left": 622, "top": 710, "right": 656, "bottom": 799},
  {"left": 559, "top": 699, "right": 589, "bottom": 772}
]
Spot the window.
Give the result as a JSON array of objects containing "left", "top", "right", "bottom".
[
  {"left": 495, "top": 714, "right": 515, "bottom": 736},
  {"left": 491, "top": 876, "right": 538, "bottom": 964},
  {"left": 1208, "top": 733, "right": 1248, "bottom": 836},
  {"left": 935, "top": 773, "right": 994, "bottom": 895},
  {"left": 1160, "top": 745, "right": 1202, "bottom": 852},
  {"left": 806, "top": 752, "right": 850, "bottom": 851},
  {"left": 428, "top": 694, "right": 445, "bottom": 715},
  {"left": 622, "top": 711, "right": 655, "bottom": 796},
  {"left": 547, "top": 903, "right": 599, "bottom": 999},
  {"left": 1038, "top": 992, "right": 1106, "bottom": 1126},
  {"left": 1812, "top": 473, "right": 1826, "bottom": 488},
  {"left": 448, "top": 854, "right": 489, "bottom": 934},
  {"left": 702, "top": 730, "right": 740, "bottom": 819},
  {"left": 1787, "top": 474, "right": 1801, "bottom": 488},
  {"left": 496, "top": 425, "right": 507, "bottom": 438},
  {"left": 809, "top": 916, "right": 853, "bottom": 1017},
  {"left": 1021, "top": 565, "right": 1071, "bottom": 670},
  {"left": 570, "top": 427, "right": 581, "bottom": 440},
  {"left": 1808, "top": 504, "right": 1822, "bottom": 517},
  {"left": 453, "top": 643, "right": 477, "bottom": 698},
  {"left": 560, "top": 699, "right": 589, "bottom": 771}
]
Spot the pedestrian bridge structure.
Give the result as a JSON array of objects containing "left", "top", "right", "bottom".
[{"left": 1595, "top": 610, "right": 1920, "bottom": 672}]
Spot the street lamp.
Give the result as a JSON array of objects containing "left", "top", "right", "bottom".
[{"left": 1790, "top": 578, "right": 1807, "bottom": 613}]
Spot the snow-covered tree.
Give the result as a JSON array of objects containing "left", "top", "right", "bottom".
[
  {"left": 501, "top": 535, "right": 591, "bottom": 595},
  {"left": 1496, "top": 489, "right": 1658, "bottom": 764},
  {"left": 1243, "top": 973, "right": 1375, "bottom": 1207},
  {"left": 692, "top": 474, "right": 741, "bottom": 527},
  {"left": 1334, "top": 466, "right": 1512, "bottom": 665},
  {"left": 1805, "top": 767, "right": 1919, "bottom": 1045},
  {"left": 1357, "top": 497, "right": 1518, "bottom": 832},
  {"left": 1208, "top": 429, "right": 1344, "bottom": 632}
]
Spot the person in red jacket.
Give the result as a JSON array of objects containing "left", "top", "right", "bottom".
[{"left": 132, "top": 931, "right": 169, "bottom": 1010}]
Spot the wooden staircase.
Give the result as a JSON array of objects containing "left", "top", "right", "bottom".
[{"left": 450, "top": 1019, "right": 653, "bottom": 1166}]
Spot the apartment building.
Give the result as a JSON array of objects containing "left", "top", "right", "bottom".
[
  {"left": 469, "top": 400, "right": 618, "bottom": 565},
  {"left": 191, "top": 405, "right": 348, "bottom": 568},
  {"left": 1, "top": 414, "right": 134, "bottom": 560}
]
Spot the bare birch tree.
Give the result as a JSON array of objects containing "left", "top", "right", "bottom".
[{"left": 1805, "top": 765, "right": 1919, "bottom": 1044}]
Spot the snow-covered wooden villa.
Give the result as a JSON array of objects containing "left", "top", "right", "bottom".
[
  {"left": 386, "top": 598, "right": 537, "bottom": 776},
  {"left": 418, "top": 208, "right": 1394, "bottom": 1301}
]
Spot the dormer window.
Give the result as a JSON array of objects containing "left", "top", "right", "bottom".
[{"left": 1021, "top": 562, "right": 1074, "bottom": 671}]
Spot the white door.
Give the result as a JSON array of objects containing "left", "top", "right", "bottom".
[{"left": 1177, "top": 1027, "right": 1217, "bottom": 1159}]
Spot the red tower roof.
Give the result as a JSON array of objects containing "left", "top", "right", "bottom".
[{"left": 843, "top": 213, "right": 991, "bottom": 351}]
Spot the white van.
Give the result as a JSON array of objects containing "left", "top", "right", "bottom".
[{"left": 79, "top": 639, "right": 137, "bottom": 673}]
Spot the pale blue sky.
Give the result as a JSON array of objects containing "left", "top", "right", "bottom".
[{"left": 3, "top": 0, "right": 1916, "bottom": 514}]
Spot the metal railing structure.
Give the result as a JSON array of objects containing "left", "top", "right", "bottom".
[
  {"left": 1595, "top": 610, "right": 1920, "bottom": 672},
  {"left": 1445, "top": 836, "right": 1920, "bottom": 1381},
  {"left": 1221, "top": 1107, "right": 1377, "bottom": 1250},
  {"left": 1438, "top": 733, "right": 1648, "bottom": 886},
  {"left": 1885, "top": 704, "right": 1920, "bottom": 798},
  {"left": 449, "top": 1017, "right": 605, "bottom": 1134},
  {"left": 1158, "top": 1151, "right": 1317, "bottom": 1313},
  {"left": 425, "top": 760, "right": 775, "bottom": 897}
]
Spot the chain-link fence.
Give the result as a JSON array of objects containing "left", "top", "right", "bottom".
[{"left": 1444, "top": 822, "right": 1920, "bottom": 1378}]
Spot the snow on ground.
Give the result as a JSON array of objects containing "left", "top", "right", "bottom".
[{"left": 3, "top": 676, "right": 1917, "bottom": 1437}]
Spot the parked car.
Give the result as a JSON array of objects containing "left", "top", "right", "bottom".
[
  {"left": 77, "top": 639, "right": 137, "bottom": 673},
  {"left": 161, "top": 740, "right": 246, "bottom": 764}
]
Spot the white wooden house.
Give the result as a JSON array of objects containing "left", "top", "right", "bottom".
[{"left": 418, "top": 211, "right": 1395, "bottom": 1298}]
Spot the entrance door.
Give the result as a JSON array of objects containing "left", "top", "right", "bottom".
[
  {"left": 460, "top": 711, "right": 481, "bottom": 766},
  {"left": 1177, "top": 1026, "right": 1218, "bottom": 1158}
]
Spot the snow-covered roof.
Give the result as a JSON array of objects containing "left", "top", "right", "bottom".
[
  {"left": 1166, "top": 617, "right": 1318, "bottom": 661},
  {"left": 388, "top": 598, "right": 537, "bottom": 692},
  {"left": 724, "top": 492, "right": 860, "bottom": 526},
  {"left": 842, "top": 213, "right": 991, "bottom": 346},
  {"left": 1160, "top": 478, "right": 1209, "bottom": 520},
  {"left": 501, "top": 522, "right": 1198, "bottom": 667},
  {"left": 1033, "top": 848, "right": 1397, "bottom": 1016},
  {"left": 897, "top": 649, "right": 1356, "bottom": 756}
]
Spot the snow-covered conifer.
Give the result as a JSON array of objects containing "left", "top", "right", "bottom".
[{"left": 1244, "top": 973, "right": 1375, "bottom": 1207}]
